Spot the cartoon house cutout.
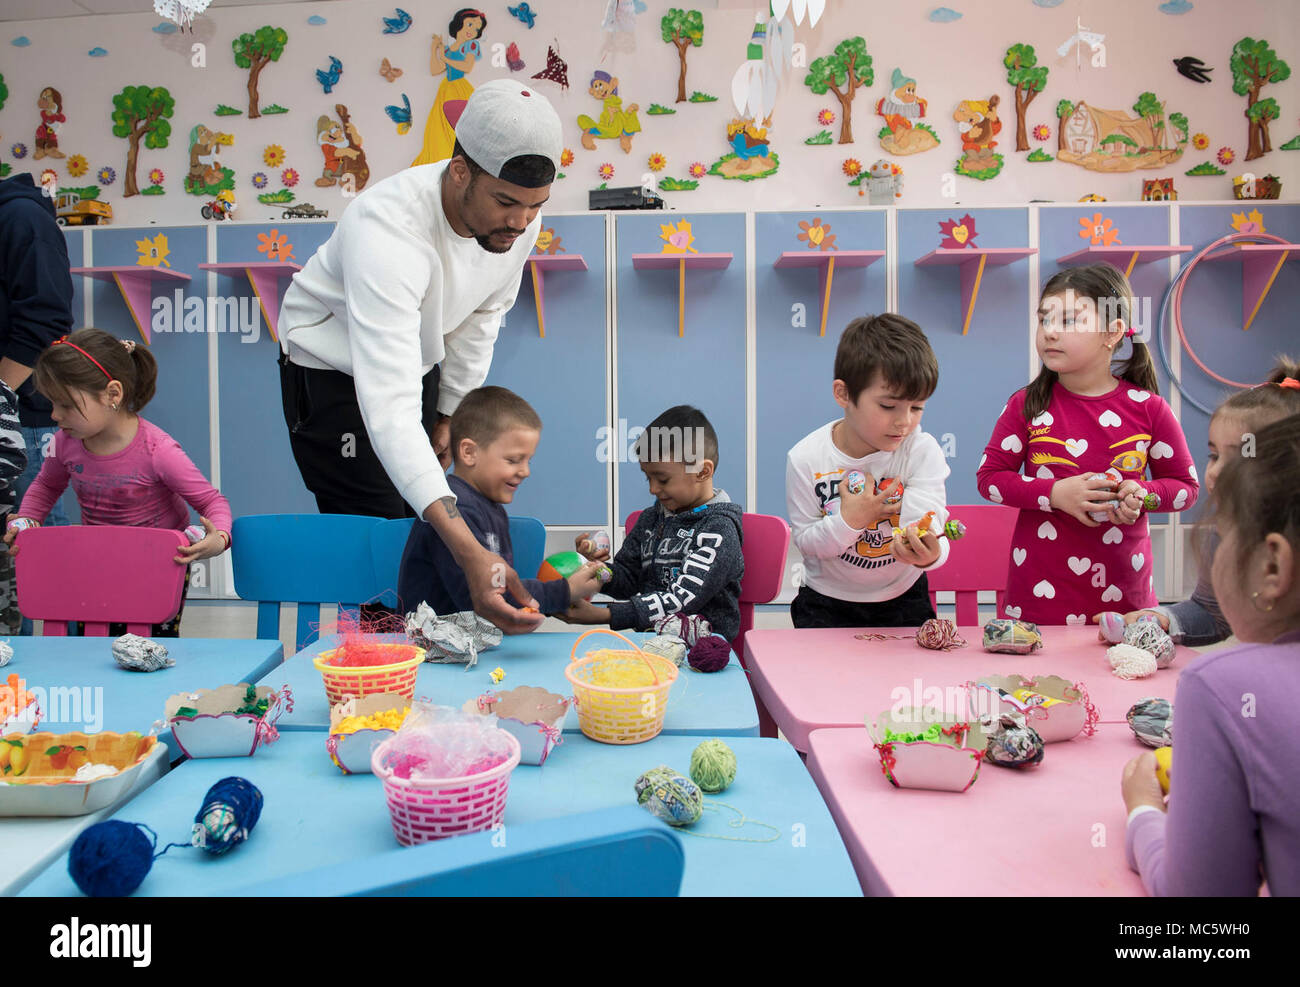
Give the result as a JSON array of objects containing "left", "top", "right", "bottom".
[{"left": 1063, "top": 102, "right": 1153, "bottom": 156}]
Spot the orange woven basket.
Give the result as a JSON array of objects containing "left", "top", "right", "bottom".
[
  {"left": 564, "top": 629, "right": 678, "bottom": 745},
  {"left": 313, "top": 644, "right": 426, "bottom": 705}
]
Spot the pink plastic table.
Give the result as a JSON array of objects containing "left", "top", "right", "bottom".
[
  {"left": 805, "top": 723, "right": 1148, "bottom": 896},
  {"left": 744, "top": 625, "right": 1189, "bottom": 751}
]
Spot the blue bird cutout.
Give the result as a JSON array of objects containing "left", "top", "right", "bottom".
[
  {"left": 382, "top": 8, "right": 412, "bottom": 34},
  {"left": 730, "top": 131, "right": 766, "bottom": 161},
  {"left": 385, "top": 93, "right": 412, "bottom": 134},
  {"left": 315, "top": 56, "right": 343, "bottom": 94},
  {"left": 508, "top": 3, "right": 537, "bottom": 29}
]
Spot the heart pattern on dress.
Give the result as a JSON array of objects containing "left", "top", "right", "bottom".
[
  {"left": 1150, "top": 441, "right": 1174, "bottom": 460},
  {"left": 1102, "top": 526, "right": 1123, "bottom": 545},
  {"left": 1013, "top": 548, "right": 1027, "bottom": 566},
  {"left": 1066, "top": 613, "right": 1086, "bottom": 625},
  {"left": 979, "top": 453, "right": 987, "bottom": 468},
  {"left": 1127, "top": 389, "right": 1151, "bottom": 403},
  {"left": 1173, "top": 489, "right": 1188, "bottom": 509},
  {"left": 1068, "top": 556, "right": 1091, "bottom": 575},
  {"left": 1065, "top": 438, "right": 1088, "bottom": 457},
  {"left": 1033, "top": 579, "right": 1056, "bottom": 599},
  {"left": 1101, "top": 584, "right": 1122, "bottom": 603},
  {"left": 1001, "top": 434, "right": 1024, "bottom": 453},
  {"left": 1031, "top": 411, "right": 1054, "bottom": 427},
  {"left": 1022, "top": 475, "right": 1035, "bottom": 483},
  {"left": 1132, "top": 553, "right": 1145, "bottom": 571},
  {"left": 1189, "top": 464, "right": 1198, "bottom": 482},
  {"left": 1099, "top": 410, "right": 1122, "bottom": 428},
  {"left": 1036, "top": 465, "right": 1055, "bottom": 479},
  {"left": 988, "top": 485, "right": 1003, "bottom": 503},
  {"left": 1037, "top": 521, "right": 1057, "bottom": 540},
  {"left": 1005, "top": 605, "right": 1022, "bottom": 618},
  {"left": 1038, "top": 496, "right": 1052, "bottom": 512}
]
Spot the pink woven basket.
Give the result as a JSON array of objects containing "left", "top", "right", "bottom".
[{"left": 371, "top": 730, "right": 522, "bottom": 845}]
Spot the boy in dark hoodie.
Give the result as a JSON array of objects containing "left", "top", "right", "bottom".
[
  {"left": 0, "top": 172, "right": 73, "bottom": 633},
  {"left": 397, "top": 386, "right": 605, "bottom": 619},
  {"left": 567, "top": 405, "right": 744, "bottom": 641}
]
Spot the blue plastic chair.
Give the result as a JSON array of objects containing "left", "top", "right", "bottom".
[
  {"left": 231, "top": 514, "right": 384, "bottom": 652},
  {"left": 370, "top": 515, "right": 548, "bottom": 611},
  {"left": 218, "top": 807, "right": 685, "bottom": 897}
]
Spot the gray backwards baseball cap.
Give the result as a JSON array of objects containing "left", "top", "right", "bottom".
[{"left": 454, "top": 79, "right": 562, "bottom": 188}]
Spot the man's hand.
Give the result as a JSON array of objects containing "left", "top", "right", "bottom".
[{"left": 431, "top": 414, "right": 452, "bottom": 468}]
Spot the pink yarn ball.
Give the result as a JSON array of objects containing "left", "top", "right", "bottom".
[{"left": 688, "top": 634, "right": 731, "bottom": 673}]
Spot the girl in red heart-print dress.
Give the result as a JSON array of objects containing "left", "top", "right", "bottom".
[{"left": 977, "top": 264, "right": 1199, "bottom": 625}]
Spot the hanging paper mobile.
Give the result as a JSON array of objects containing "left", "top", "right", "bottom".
[{"left": 154, "top": 0, "right": 212, "bottom": 33}]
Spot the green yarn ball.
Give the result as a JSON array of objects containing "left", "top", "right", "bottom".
[
  {"left": 634, "top": 765, "right": 703, "bottom": 826},
  {"left": 689, "top": 739, "right": 737, "bottom": 793}
]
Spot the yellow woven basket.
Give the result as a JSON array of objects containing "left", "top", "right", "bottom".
[{"left": 564, "top": 629, "right": 678, "bottom": 745}]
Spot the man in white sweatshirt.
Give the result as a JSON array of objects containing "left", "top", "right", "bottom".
[{"left": 277, "top": 80, "right": 560, "bottom": 633}]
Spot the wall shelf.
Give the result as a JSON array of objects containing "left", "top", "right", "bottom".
[
  {"left": 1055, "top": 245, "right": 1192, "bottom": 277},
  {"left": 198, "top": 262, "right": 303, "bottom": 342},
  {"left": 525, "top": 254, "right": 588, "bottom": 338},
  {"left": 68, "top": 266, "right": 192, "bottom": 344},
  {"left": 913, "top": 248, "right": 1036, "bottom": 335},
  {"left": 631, "top": 253, "right": 734, "bottom": 337},
  {"left": 1200, "top": 243, "right": 1300, "bottom": 331},
  {"left": 773, "top": 250, "right": 885, "bottom": 336}
]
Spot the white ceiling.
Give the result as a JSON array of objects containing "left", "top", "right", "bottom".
[{"left": 0, "top": 0, "right": 334, "bottom": 23}]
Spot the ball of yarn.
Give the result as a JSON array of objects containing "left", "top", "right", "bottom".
[
  {"left": 654, "top": 614, "right": 712, "bottom": 648},
  {"left": 689, "top": 739, "right": 737, "bottom": 793},
  {"left": 1124, "top": 618, "right": 1176, "bottom": 668},
  {"left": 688, "top": 633, "right": 731, "bottom": 673},
  {"left": 634, "top": 765, "right": 703, "bottom": 826},
  {"left": 1108, "top": 643, "right": 1157, "bottom": 679},
  {"left": 916, "top": 618, "right": 967, "bottom": 651},
  {"left": 1127, "top": 697, "right": 1173, "bottom": 748},
  {"left": 193, "top": 777, "right": 263, "bottom": 854},
  {"left": 69, "top": 820, "right": 155, "bottom": 897}
]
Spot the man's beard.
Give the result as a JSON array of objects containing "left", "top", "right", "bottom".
[{"left": 461, "top": 185, "right": 525, "bottom": 253}]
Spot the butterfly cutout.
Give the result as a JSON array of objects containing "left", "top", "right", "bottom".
[
  {"left": 531, "top": 43, "right": 568, "bottom": 90},
  {"left": 379, "top": 57, "right": 403, "bottom": 82},
  {"left": 508, "top": 2, "right": 537, "bottom": 29}
]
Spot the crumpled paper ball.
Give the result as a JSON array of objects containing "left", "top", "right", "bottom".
[
  {"left": 634, "top": 765, "right": 703, "bottom": 826},
  {"left": 653, "top": 614, "right": 712, "bottom": 648},
  {"left": 0, "top": 640, "right": 13, "bottom": 668},
  {"left": 405, "top": 602, "right": 502, "bottom": 668},
  {"left": 640, "top": 634, "right": 688, "bottom": 666},
  {"left": 982, "top": 711, "right": 1045, "bottom": 768},
  {"left": 1123, "top": 617, "right": 1176, "bottom": 668},
  {"left": 1127, "top": 697, "right": 1173, "bottom": 748},
  {"left": 111, "top": 634, "right": 174, "bottom": 672},
  {"left": 982, "top": 618, "right": 1043, "bottom": 654}
]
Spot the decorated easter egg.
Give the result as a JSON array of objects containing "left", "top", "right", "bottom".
[
  {"left": 1154, "top": 745, "right": 1172, "bottom": 794},
  {"left": 844, "top": 470, "right": 866, "bottom": 495}
]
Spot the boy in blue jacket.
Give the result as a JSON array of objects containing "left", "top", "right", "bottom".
[{"left": 397, "top": 386, "right": 604, "bottom": 618}]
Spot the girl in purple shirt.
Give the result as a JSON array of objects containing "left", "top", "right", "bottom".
[
  {"left": 5, "top": 329, "right": 232, "bottom": 635},
  {"left": 1122, "top": 411, "right": 1300, "bottom": 896}
]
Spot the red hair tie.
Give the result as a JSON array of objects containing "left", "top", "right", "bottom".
[
  {"left": 1278, "top": 377, "right": 1300, "bottom": 390},
  {"left": 52, "top": 336, "right": 112, "bottom": 380}
]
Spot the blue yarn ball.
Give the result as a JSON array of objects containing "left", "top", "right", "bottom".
[{"left": 69, "top": 820, "right": 154, "bottom": 897}]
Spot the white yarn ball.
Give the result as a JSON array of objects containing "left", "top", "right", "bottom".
[{"left": 1108, "top": 643, "right": 1157, "bottom": 680}]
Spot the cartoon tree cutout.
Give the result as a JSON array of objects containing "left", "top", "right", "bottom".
[
  {"left": 804, "top": 37, "right": 872, "bottom": 145},
  {"left": 1231, "top": 38, "right": 1290, "bottom": 160},
  {"left": 111, "top": 86, "right": 174, "bottom": 198},
  {"left": 1168, "top": 111, "right": 1189, "bottom": 146},
  {"left": 1056, "top": 99, "right": 1074, "bottom": 153},
  {"left": 0, "top": 72, "right": 8, "bottom": 112},
  {"left": 233, "top": 26, "right": 289, "bottom": 119},
  {"left": 1004, "top": 44, "right": 1047, "bottom": 152},
  {"left": 1132, "top": 92, "right": 1167, "bottom": 149},
  {"left": 662, "top": 9, "right": 704, "bottom": 105}
]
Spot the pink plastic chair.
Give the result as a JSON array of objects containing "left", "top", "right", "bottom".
[
  {"left": 924, "top": 504, "right": 1019, "bottom": 626},
  {"left": 15, "top": 525, "right": 189, "bottom": 636}
]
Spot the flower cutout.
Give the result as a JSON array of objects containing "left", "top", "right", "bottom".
[
  {"left": 148, "top": 168, "right": 165, "bottom": 186},
  {"left": 252, "top": 172, "right": 268, "bottom": 188},
  {"left": 659, "top": 219, "right": 698, "bottom": 254},
  {"left": 797, "top": 217, "right": 837, "bottom": 252},
  {"left": 1192, "top": 133, "right": 1210, "bottom": 150},
  {"left": 598, "top": 162, "right": 615, "bottom": 180},
  {"left": 938, "top": 214, "right": 978, "bottom": 249},
  {"left": 281, "top": 168, "right": 300, "bottom": 188},
  {"left": 560, "top": 148, "right": 574, "bottom": 167},
  {"left": 97, "top": 166, "right": 116, "bottom": 186},
  {"left": 10, "top": 143, "right": 27, "bottom": 159},
  {"left": 1078, "top": 212, "right": 1121, "bottom": 246},
  {"left": 1217, "top": 146, "right": 1235, "bottom": 165},
  {"left": 647, "top": 152, "right": 667, "bottom": 172},
  {"left": 842, "top": 158, "right": 862, "bottom": 178},
  {"left": 688, "top": 161, "right": 707, "bottom": 179},
  {"left": 263, "top": 144, "right": 286, "bottom": 168},
  {"left": 1032, "top": 124, "right": 1051, "bottom": 142},
  {"left": 66, "top": 154, "right": 88, "bottom": 177},
  {"left": 1231, "top": 209, "right": 1266, "bottom": 235},
  {"left": 818, "top": 108, "right": 835, "bottom": 126},
  {"left": 257, "top": 228, "right": 296, "bottom": 262}
]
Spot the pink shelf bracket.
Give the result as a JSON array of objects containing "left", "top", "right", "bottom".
[
  {"left": 68, "top": 266, "right": 193, "bottom": 344},
  {"left": 1201, "top": 243, "right": 1300, "bottom": 331},
  {"left": 774, "top": 250, "right": 885, "bottom": 336},
  {"left": 913, "top": 248, "right": 1036, "bottom": 335},
  {"left": 631, "top": 253, "right": 734, "bottom": 337},
  {"left": 1055, "top": 244, "right": 1192, "bottom": 278},
  {"left": 198, "top": 262, "right": 303, "bottom": 343},
  {"left": 525, "top": 254, "right": 588, "bottom": 338}
]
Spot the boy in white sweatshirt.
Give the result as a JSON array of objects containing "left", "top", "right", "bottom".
[{"left": 785, "top": 314, "right": 950, "bottom": 628}]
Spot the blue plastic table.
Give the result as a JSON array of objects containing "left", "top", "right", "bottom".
[
  {"left": 267, "top": 632, "right": 760, "bottom": 737},
  {"left": 6, "top": 637, "right": 285, "bottom": 735},
  {"left": 20, "top": 732, "right": 861, "bottom": 897}
]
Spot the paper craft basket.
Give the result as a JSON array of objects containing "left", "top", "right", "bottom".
[
  {"left": 564, "top": 629, "right": 678, "bottom": 745},
  {"left": 313, "top": 643, "right": 425, "bottom": 705},
  {"left": 371, "top": 729, "right": 521, "bottom": 845}
]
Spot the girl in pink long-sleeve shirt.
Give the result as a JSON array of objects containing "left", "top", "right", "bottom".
[
  {"left": 5, "top": 329, "right": 232, "bottom": 636},
  {"left": 976, "top": 265, "right": 1199, "bottom": 624}
]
